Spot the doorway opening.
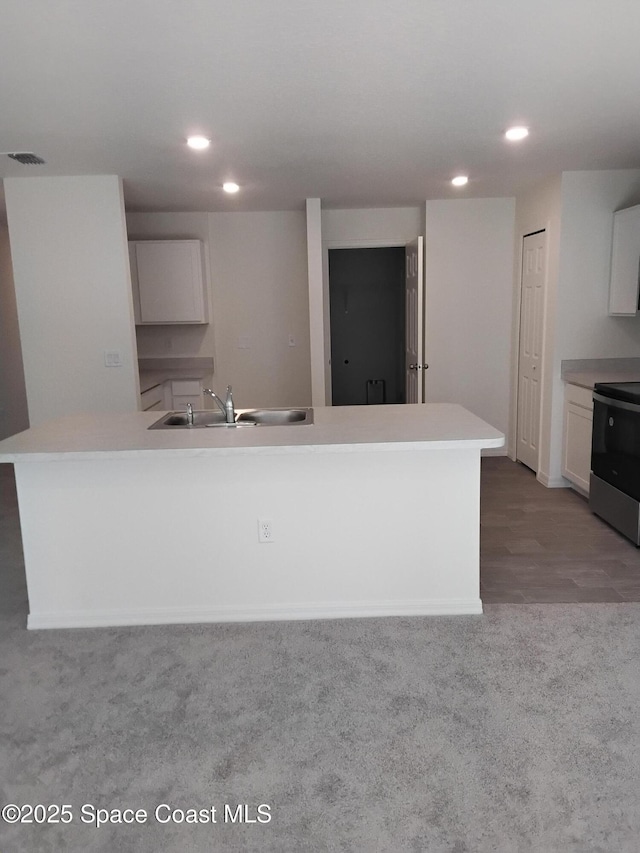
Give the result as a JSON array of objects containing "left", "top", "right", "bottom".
[{"left": 329, "top": 247, "right": 406, "bottom": 406}]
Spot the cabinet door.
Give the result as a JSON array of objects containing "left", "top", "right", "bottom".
[
  {"left": 140, "top": 383, "right": 165, "bottom": 411},
  {"left": 562, "top": 399, "right": 593, "bottom": 494},
  {"left": 132, "top": 241, "right": 209, "bottom": 324},
  {"left": 168, "top": 379, "right": 204, "bottom": 411},
  {"left": 609, "top": 204, "right": 640, "bottom": 316}
]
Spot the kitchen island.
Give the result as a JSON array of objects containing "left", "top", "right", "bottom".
[{"left": 0, "top": 404, "right": 503, "bottom": 629}]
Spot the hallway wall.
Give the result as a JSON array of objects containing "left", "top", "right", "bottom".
[{"left": 0, "top": 224, "right": 28, "bottom": 439}]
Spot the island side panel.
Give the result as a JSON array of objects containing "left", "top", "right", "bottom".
[{"left": 14, "top": 447, "right": 483, "bottom": 629}]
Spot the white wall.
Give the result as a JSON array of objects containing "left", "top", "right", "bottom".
[
  {"left": 322, "top": 207, "right": 422, "bottom": 246},
  {"left": 547, "top": 169, "right": 640, "bottom": 482},
  {"left": 306, "top": 199, "right": 327, "bottom": 406},
  {"left": 19, "top": 447, "right": 485, "bottom": 628},
  {"left": 513, "top": 169, "right": 640, "bottom": 487},
  {"left": 0, "top": 225, "right": 28, "bottom": 439},
  {"left": 5, "top": 176, "right": 139, "bottom": 426},
  {"left": 424, "top": 198, "right": 515, "bottom": 443},
  {"left": 208, "top": 211, "right": 311, "bottom": 408},
  {"left": 556, "top": 170, "right": 640, "bottom": 356},
  {"left": 127, "top": 210, "right": 312, "bottom": 408},
  {"left": 126, "top": 212, "right": 214, "bottom": 363}
]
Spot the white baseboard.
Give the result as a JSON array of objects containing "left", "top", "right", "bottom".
[
  {"left": 536, "top": 471, "right": 570, "bottom": 488},
  {"left": 27, "top": 598, "right": 484, "bottom": 630}
]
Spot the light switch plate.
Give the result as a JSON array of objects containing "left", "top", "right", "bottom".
[{"left": 104, "top": 350, "right": 122, "bottom": 367}]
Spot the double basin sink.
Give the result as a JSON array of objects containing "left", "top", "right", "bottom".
[{"left": 149, "top": 408, "right": 314, "bottom": 429}]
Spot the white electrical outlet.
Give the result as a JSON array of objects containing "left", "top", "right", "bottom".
[{"left": 258, "top": 518, "right": 274, "bottom": 543}]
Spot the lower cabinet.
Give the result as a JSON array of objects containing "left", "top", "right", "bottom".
[
  {"left": 168, "top": 379, "right": 204, "bottom": 411},
  {"left": 140, "top": 378, "right": 204, "bottom": 412},
  {"left": 562, "top": 383, "right": 593, "bottom": 495},
  {"left": 140, "top": 383, "right": 165, "bottom": 412}
]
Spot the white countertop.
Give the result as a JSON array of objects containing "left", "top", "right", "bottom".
[
  {"left": 0, "top": 404, "right": 504, "bottom": 462},
  {"left": 563, "top": 369, "right": 640, "bottom": 390},
  {"left": 561, "top": 358, "right": 640, "bottom": 390}
]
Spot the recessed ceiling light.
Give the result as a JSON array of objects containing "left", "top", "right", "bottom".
[
  {"left": 451, "top": 175, "right": 468, "bottom": 187},
  {"left": 186, "top": 135, "right": 211, "bottom": 150},
  {"left": 223, "top": 182, "right": 240, "bottom": 194},
  {"left": 505, "top": 126, "right": 529, "bottom": 141}
]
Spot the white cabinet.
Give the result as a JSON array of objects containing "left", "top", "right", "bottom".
[
  {"left": 129, "top": 240, "right": 209, "bottom": 325},
  {"left": 609, "top": 204, "right": 640, "bottom": 316},
  {"left": 140, "top": 383, "right": 165, "bottom": 412},
  {"left": 167, "top": 379, "right": 204, "bottom": 411},
  {"left": 140, "top": 378, "right": 204, "bottom": 412},
  {"left": 562, "top": 383, "right": 594, "bottom": 495}
]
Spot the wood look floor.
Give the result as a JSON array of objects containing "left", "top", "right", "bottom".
[{"left": 481, "top": 457, "right": 640, "bottom": 603}]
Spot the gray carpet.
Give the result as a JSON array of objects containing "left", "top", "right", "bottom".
[{"left": 2, "top": 469, "right": 640, "bottom": 852}]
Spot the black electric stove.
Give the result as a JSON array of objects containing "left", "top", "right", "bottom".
[
  {"left": 594, "top": 381, "right": 640, "bottom": 405},
  {"left": 591, "top": 381, "right": 640, "bottom": 545}
]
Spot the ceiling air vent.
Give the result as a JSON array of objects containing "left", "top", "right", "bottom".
[{"left": 6, "top": 152, "right": 46, "bottom": 165}]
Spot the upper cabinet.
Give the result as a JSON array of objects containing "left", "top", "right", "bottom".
[
  {"left": 608, "top": 204, "right": 640, "bottom": 316},
  {"left": 129, "top": 240, "right": 209, "bottom": 325}
]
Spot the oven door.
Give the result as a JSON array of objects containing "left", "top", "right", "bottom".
[{"left": 592, "top": 392, "right": 640, "bottom": 502}]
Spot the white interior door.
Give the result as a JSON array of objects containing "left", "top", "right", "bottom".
[
  {"left": 516, "top": 230, "right": 546, "bottom": 471},
  {"left": 405, "top": 236, "right": 424, "bottom": 403}
]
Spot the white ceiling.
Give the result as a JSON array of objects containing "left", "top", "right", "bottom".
[{"left": 2, "top": 0, "right": 640, "bottom": 213}]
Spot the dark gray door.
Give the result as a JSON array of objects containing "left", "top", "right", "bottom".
[{"left": 329, "top": 247, "right": 405, "bottom": 406}]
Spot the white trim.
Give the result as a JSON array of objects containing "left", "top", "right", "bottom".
[
  {"left": 513, "top": 225, "right": 551, "bottom": 473},
  {"left": 324, "top": 238, "right": 406, "bottom": 249},
  {"left": 323, "top": 237, "right": 419, "bottom": 407},
  {"left": 323, "top": 238, "right": 411, "bottom": 407},
  {"left": 536, "top": 471, "right": 569, "bottom": 488},
  {"left": 28, "top": 598, "right": 484, "bottom": 630},
  {"left": 306, "top": 198, "right": 326, "bottom": 406}
]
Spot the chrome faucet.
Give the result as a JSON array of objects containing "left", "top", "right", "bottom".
[{"left": 203, "top": 385, "right": 235, "bottom": 423}]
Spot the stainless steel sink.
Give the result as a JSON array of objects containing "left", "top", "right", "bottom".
[
  {"left": 236, "top": 408, "right": 313, "bottom": 425},
  {"left": 158, "top": 411, "right": 226, "bottom": 427},
  {"left": 148, "top": 408, "right": 313, "bottom": 429}
]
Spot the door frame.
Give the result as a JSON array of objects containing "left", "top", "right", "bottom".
[
  {"left": 322, "top": 238, "right": 410, "bottom": 406},
  {"left": 404, "top": 236, "right": 425, "bottom": 404},
  {"left": 510, "top": 224, "right": 551, "bottom": 476}
]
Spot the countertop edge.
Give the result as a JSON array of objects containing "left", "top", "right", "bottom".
[
  {"left": 561, "top": 358, "right": 640, "bottom": 390},
  {"left": 563, "top": 371, "right": 640, "bottom": 390},
  {"left": 0, "top": 435, "right": 505, "bottom": 463}
]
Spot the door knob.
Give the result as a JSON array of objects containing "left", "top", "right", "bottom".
[
  {"left": 409, "top": 363, "right": 418, "bottom": 370},
  {"left": 423, "top": 364, "right": 429, "bottom": 370}
]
